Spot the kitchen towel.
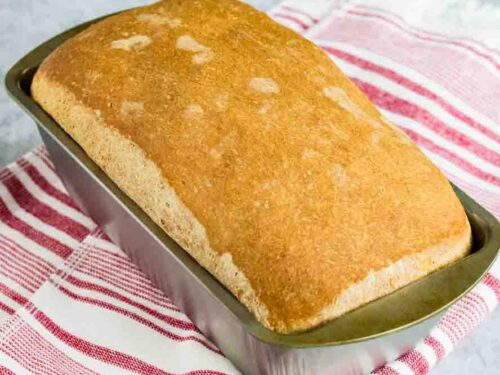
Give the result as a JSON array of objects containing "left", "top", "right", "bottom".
[{"left": 0, "top": 0, "right": 499, "bottom": 374}]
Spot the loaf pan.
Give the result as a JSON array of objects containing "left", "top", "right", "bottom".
[{"left": 6, "top": 14, "right": 500, "bottom": 375}]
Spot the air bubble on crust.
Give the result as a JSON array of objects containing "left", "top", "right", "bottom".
[
  {"left": 120, "top": 101, "right": 144, "bottom": 118},
  {"left": 176, "top": 35, "right": 214, "bottom": 64},
  {"left": 111, "top": 35, "right": 152, "bottom": 51},
  {"left": 183, "top": 103, "right": 204, "bottom": 119},
  {"left": 249, "top": 77, "right": 280, "bottom": 94},
  {"left": 330, "top": 164, "right": 348, "bottom": 187}
]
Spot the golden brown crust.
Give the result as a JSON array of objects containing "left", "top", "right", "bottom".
[
  {"left": 32, "top": 0, "right": 471, "bottom": 333},
  {"left": 32, "top": 76, "right": 273, "bottom": 328}
]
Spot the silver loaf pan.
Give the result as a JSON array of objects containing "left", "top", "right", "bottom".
[{"left": 6, "top": 14, "right": 500, "bottom": 375}]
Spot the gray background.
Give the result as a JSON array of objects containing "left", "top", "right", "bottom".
[{"left": 0, "top": 1, "right": 498, "bottom": 374}]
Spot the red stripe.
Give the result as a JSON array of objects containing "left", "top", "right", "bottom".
[
  {"left": 76, "top": 263, "right": 179, "bottom": 313},
  {"left": 77, "top": 254, "right": 176, "bottom": 302},
  {"left": 281, "top": 5, "right": 319, "bottom": 22},
  {"left": 457, "top": 293, "right": 488, "bottom": 325},
  {"left": 350, "top": 6, "right": 500, "bottom": 66},
  {"left": 2, "top": 175, "right": 90, "bottom": 240},
  {"left": 83, "top": 249, "right": 180, "bottom": 311},
  {"left": 0, "top": 300, "right": 15, "bottom": 315},
  {"left": 443, "top": 308, "right": 477, "bottom": 344},
  {"left": 312, "top": 12, "right": 500, "bottom": 119},
  {"left": 349, "top": 77, "right": 500, "bottom": 170},
  {"left": 0, "top": 239, "right": 53, "bottom": 284},
  {"left": 63, "top": 273, "right": 196, "bottom": 331},
  {"left": 89, "top": 245, "right": 154, "bottom": 279},
  {"left": 18, "top": 159, "right": 80, "bottom": 210},
  {"left": 354, "top": 4, "right": 500, "bottom": 57},
  {"left": 0, "top": 234, "right": 55, "bottom": 276},
  {"left": 482, "top": 273, "right": 500, "bottom": 301},
  {"left": 424, "top": 336, "right": 446, "bottom": 360},
  {"left": 4, "top": 323, "right": 98, "bottom": 375},
  {"left": 385, "top": 124, "right": 500, "bottom": 191},
  {"left": 437, "top": 313, "right": 465, "bottom": 344},
  {"left": 84, "top": 244, "right": 156, "bottom": 282},
  {"left": 407, "top": 139, "right": 499, "bottom": 191},
  {"left": 0, "top": 248, "right": 43, "bottom": 291},
  {"left": 76, "top": 256, "right": 180, "bottom": 312},
  {"left": 439, "top": 315, "right": 467, "bottom": 345},
  {"left": 437, "top": 165, "right": 500, "bottom": 212},
  {"left": 449, "top": 297, "right": 481, "bottom": 329},
  {"left": 7, "top": 341, "right": 50, "bottom": 375},
  {"left": 351, "top": 79, "right": 500, "bottom": 184},
  {"left": 0, "top": 269, "right": 37, "bottom": 294},
  {"left": 7, "top": 328, "right": 51, "bottom": 375},
  {"left": 35, "top": 146, "right": 48, "bottom": 156},
  {"left": 37, "top": 146, "right": 50, "bottom": 158},
  {"left": 35, "top": 150, "right": 56, "bottom": 172},
  {"left": 436, "top": 164, "right": 499, "bottom": 207},
  {"left": 438, "top": 295, "right": 483, "bottom": 344},
  {"left": 322, "top": 45, "right": 500, "bottom": 144},
  {"left": 398, "top": 350, "right": 430, "bottom": 375},
  {"left": 0, "top": 281, "right": 28, "bottom": 307},
  {"left": 0, "top": 169, "right": 10, "bottom": 181},
  {"left": 372, "top": 365, "right": 400, "bottom": 375},
  {"left": 347, "top": 9, "right": 500, "bottom": 70},
  {"left": 85, "top": 246, "right": 173, "bottom": 298},
  {"left": 0, "top": 196, "right": 71, "bottom": 259},
  {"left": 32, "top": 308, "right": 221, "bottom": 375},
  {"left": 434, "top": 159, "right": 500, "bottom": 201},
  {"left": 53, "top": 281, "right": 221, "bottom": 355},
  {"left": 0, "top": 249, "right": 47, "bottom": 290},
  {"left": 0, "top": 366, "right": 17, "bottom": 375},
  {"left": 468, "top": 292, "right": 491, "bottom": 316},
  {"left": 272, "top": 13, "right": 309, "bottom": 30}
]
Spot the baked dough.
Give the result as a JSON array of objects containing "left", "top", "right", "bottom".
[{"left": 32, "top": 0, "right": 471, "bottom": 334}]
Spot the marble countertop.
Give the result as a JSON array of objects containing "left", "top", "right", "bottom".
[{"left": 0, "top": 1, "right": 498, "bottom": 374}]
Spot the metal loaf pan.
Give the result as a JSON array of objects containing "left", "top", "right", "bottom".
[{"left": 6, "top": 14, "right": 500, "bottom": 375}]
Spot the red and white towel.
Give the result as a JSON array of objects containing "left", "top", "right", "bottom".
[{"left": 0, "top": 0, "right": 498, "bottom": 374}]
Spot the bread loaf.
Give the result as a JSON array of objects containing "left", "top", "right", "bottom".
[{"left": 32, "top": 0, "right": 471, "bottom": 334}]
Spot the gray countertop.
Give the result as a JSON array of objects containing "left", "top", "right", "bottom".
[{"left": 0, "top": 1, "right": 498, "bottom": 374}]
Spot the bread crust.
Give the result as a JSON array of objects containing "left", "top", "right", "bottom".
[
  {"left": 32, "top": 76, "right": 273, "bottom": 328},
  {"left": 32, "top": 0, "right": 471, "bottom": 334}
]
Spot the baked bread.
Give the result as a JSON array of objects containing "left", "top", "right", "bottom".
[{"left": 32, "top": 0, "right": 471, "bottom": 334}]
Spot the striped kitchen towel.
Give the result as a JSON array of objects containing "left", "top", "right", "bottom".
[
  {"left": 0, "top": 148, "right": 239, "bottom": 374},
  {"left": 0, "top": 0, "right": 499, "bottom": 374}
]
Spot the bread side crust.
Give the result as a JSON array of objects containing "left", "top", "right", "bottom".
[
  {"left": 32, "top": 72, "right": 271, "bottom": 328},
  {"left": 277, "top": 221, "right": 471, "bottom": 332},
  {"left": 32, "top": 72, "right": 471, "bottom": 334}
]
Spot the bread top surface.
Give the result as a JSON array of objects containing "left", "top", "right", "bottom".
[{"left": 35, "top": 0, "right": 469, "bottom": 329}]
